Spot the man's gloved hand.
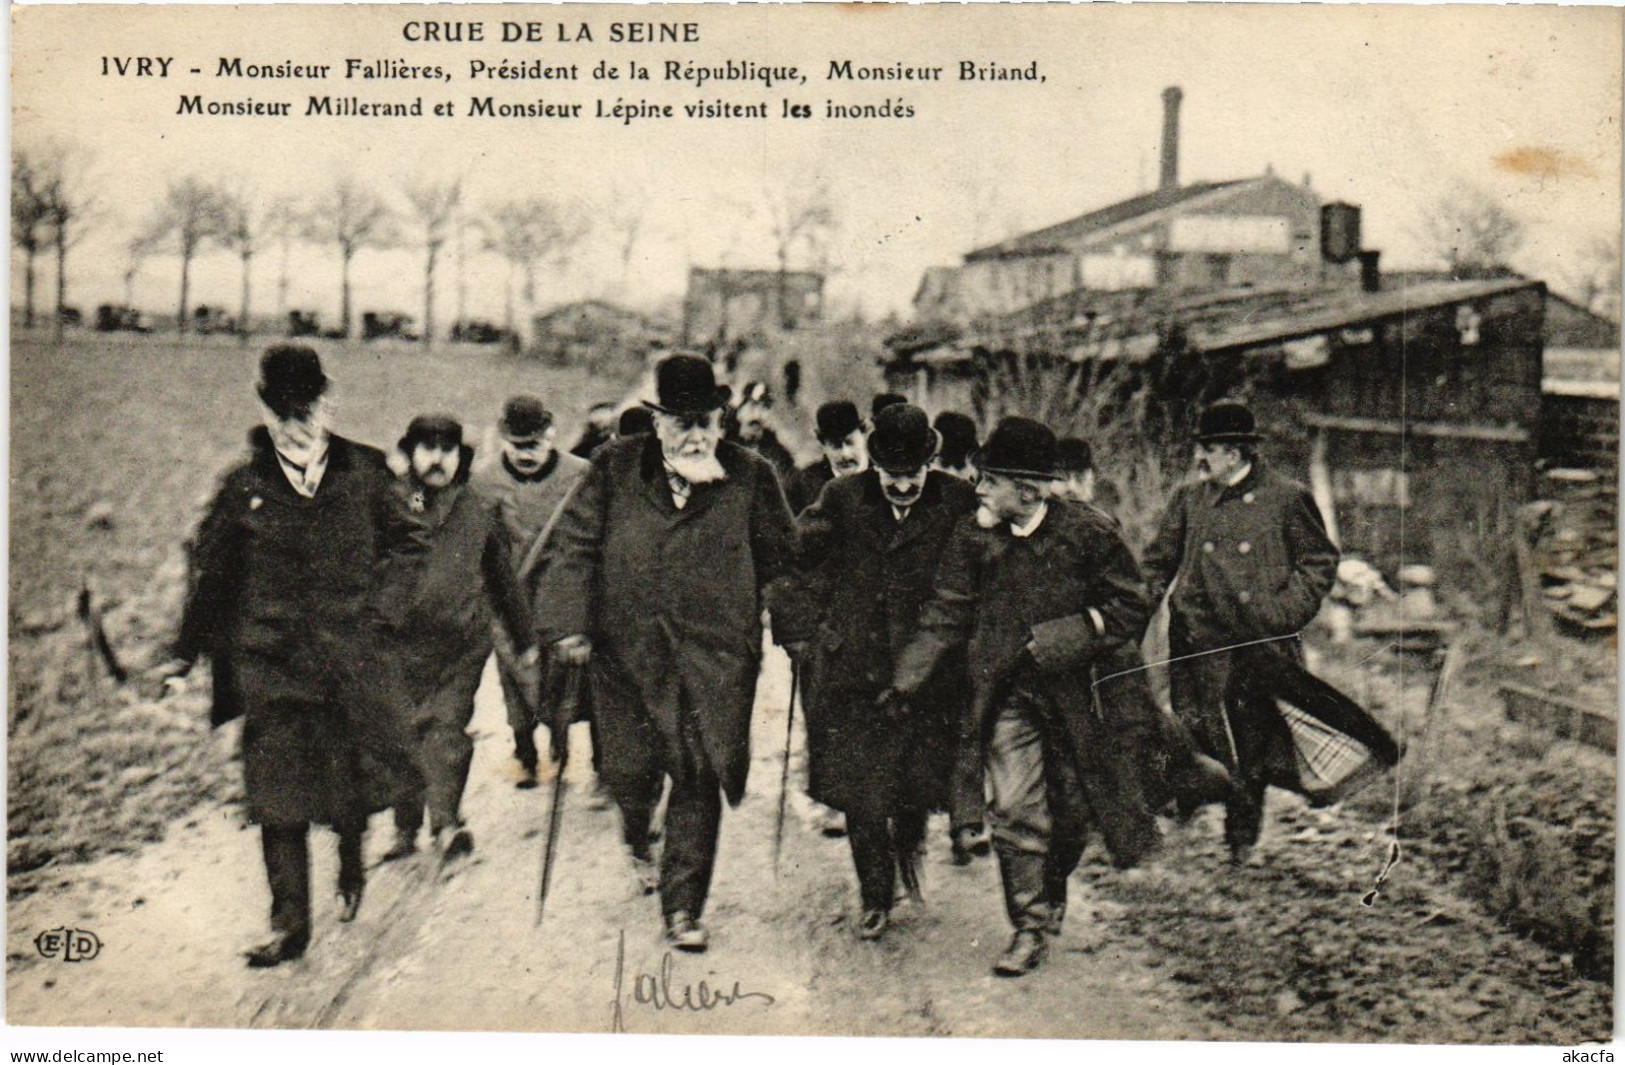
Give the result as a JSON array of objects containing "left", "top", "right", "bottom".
[
  {"left": 517, "top": 645, "right": 542, "bottom": 672},
  {"left": 874, "top": 687, "right": 912, "bottom": 722},
  {"left": 552, "top": 634, "right": 592, "bottom": 666}
]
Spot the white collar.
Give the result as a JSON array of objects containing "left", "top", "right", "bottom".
[
  {"left": 274, "top": 437, "right": 329, "bottom": 498},
  {"left": 1226, "top": 462, "right": 1254, "bottom": 488},
  {"left": 1010, "top": 502, "right": 1048, "bottom": 538}
]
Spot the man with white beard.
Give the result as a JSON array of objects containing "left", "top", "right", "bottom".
[{"left": 536, "top": 355, "right": 796, "bottom": 952}]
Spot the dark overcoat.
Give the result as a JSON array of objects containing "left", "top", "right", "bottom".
[
  {"left": 1142, "top": 462, "right": 1338, "bottom": 653},
  {"left": 175, "top": 430, "right": 417, "bottom": 825},
  {"left": 771, "top": 471, "right": 977, "bottom": 819},
  {"left": 373, "top": 468, "right": 533, "bottom": 704},
  {"left": 534, "top": 436, "right": 795, "bottom": 805},
  {"left": 892, "top": 501, "right": 1167, "bottom": 866},
  {"left": 785, "top": 458, "right": 836, "bottom": 516}
]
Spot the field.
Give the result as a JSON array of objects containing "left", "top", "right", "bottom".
[{"left": 7, "top": 330, "right": 639, "bottom": 896}]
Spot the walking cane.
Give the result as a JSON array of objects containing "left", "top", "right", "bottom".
[
  {"left": 536, "top": 662, "right": 582, "bottom": 927},
  {"left": 772, "top": 661, "right": 799, "bottom": 878}
]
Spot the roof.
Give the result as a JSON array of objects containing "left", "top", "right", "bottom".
[
  {"left": 688, "top": 266, "right": 824, "bottom": 285},
  {"left": 963, "top": 179, "right": 1249, "bottom": 262}
]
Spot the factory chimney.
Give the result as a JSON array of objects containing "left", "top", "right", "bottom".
[{"left": 1160, "top": 86, "right": 1183, "bottom": 190}]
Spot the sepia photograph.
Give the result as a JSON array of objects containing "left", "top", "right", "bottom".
[{"left": 7, "top": 1, "right": 1621, "bottom": 1056}]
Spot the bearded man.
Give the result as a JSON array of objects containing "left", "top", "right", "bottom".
[
  {"left": 473, "top": 395, "right": 590, "bottom": 787},
  {"left": 536, "top": 355, "right": 796, "bottom": 953},
  {"left": 376, "top": 416, "right": 536, "bottom": 864}
]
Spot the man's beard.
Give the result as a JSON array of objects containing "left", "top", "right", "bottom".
[
  {"left": 666, "top": 449, "right": 727, "bottom": 485},
  {"left": 882, "top": 484, "right": 922, "bottom": 508},
  {"left": 414, "top": 463, "right": 456, "bottom": 489}
]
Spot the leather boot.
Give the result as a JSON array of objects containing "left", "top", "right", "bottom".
[
  {"left": 995, "top": 846, "right": 1051, "bottom": 933},
  {"left": 993, "top": 929, "right": 1047, "bottom": 977}
]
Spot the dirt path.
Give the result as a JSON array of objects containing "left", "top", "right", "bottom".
[
  {"left": 7, "top": 648, "right": 1223, "bottom": 1038},
  {"left": 8, "top": 645, "right": 1611, "bottom": 1041}
]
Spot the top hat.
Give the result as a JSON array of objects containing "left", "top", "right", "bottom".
[
  {"left": 399, "top": 414, "right": 464, "bottom": 454},
  {"left": 1193, "top": 400, "right": 1261, "bottom": 444},
  {"left": 974, "top": 417, "right": 1061, "bottom": 481},
  {"left": 867, "top": 404, "right": 940, "bottom": 473},
  {"left": 257, "top": 344, "right": 328, "bottom": 416},
  {"left": 933, "top": 411, "right": 979, "bottom": 466},
  {"left": 646, "top": 355, "right": 729, "bottom": 415},
  {"left": 498, "top": 395, "right": 553, "bottom": 442},
  {"left": 815, "top": 401, "right": 863, "bottom": 444}
]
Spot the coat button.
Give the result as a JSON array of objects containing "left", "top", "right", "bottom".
[
  {"left": 1238, "top": 541, "right": 1252, "bottom": 554},
  {"left": 1202, "top": 541, "right": 1216, "bottom": 554},
  {"left": 1243, "top": 492, "right": 1255, "bottom": 504},
  {"left": 1239, "top": 590, "right": 1252, "bottom": 604}
]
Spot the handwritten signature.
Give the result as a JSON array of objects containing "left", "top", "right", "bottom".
[{"left": 610, "top": 929, "right": 775, "bottom": 1032}]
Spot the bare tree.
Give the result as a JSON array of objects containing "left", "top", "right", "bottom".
[
  {"left": 143, "top": 177, "right": 230, "bottom": 333},
  {"left": 11, "top": 149, "right": 55, "bottom": 328},
  {"left": 1424, "top": 181, "right": 1525, "bottom": 277},
  {"left": 217, "top": 185, "right": 275, "bottom": 340},
  {"left": 762, "top": 181, "right": 835, "bottom": 329},
  {"left": 1563, "top": 235, "right": 1622, "bottom": 321},
  {"left": 305, "top": 177, "right": 397, "bottom": 338},
  {"left": 403, "top": 176, "right": 463, "bottom": 348},
  {"left": 258, "top": 196, "right": 301, "bottom": 324},
  {"left": 602, "top": 187, "right": 649, "bottom": 298},
  {"left": 483, "top": 196, "right": 590, "bottom": 335}
]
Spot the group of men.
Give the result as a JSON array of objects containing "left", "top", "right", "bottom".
[{"left": 165, "top": 343, "right": 1396, "bottom": 979}]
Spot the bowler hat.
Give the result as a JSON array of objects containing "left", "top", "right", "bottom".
[
  {"left": 933, "top": 412, "right": 979, "bottom": 467},
  {"left": 974, "top": 417, "right": 1061, "bottom": 481},
  {"left": 499, "top": 395, "right": 552, "bottom": 442},
  {"left": 1056, "top": 437, "right": 1094, "bottom": 474},
  {"left": 867, "top": 404, "right": 939, "bottom": 473},
  {"left": 1193, "top": 400, "right": 1261, "bottom": 444},
  {"left": 646, "top": 355, "right": 729, "bottom": 415},
  {"left": 257, "top": 344, "right": 328, "bottom": 416},
  {"left": 815, "top": 401, "right": 863, "bottom": 444},
  {"left": 871, "top": 392, "right": 907, "bottom": 419},
  {"left": 399, "top": 413, "right": 464, "bottom": 454}
]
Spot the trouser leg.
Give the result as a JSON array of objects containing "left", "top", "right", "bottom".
[
  {"left": 987, "top": 697, "right": 1052, "bottom": 933},
  {"left": 847, "top": 815, "right": 895, "bottom": 912},
  {"left": 496, "top": 632, "right": 539, "bottom": 768},
  {"left": 615, "top": 767, "right": 664, "bottom": 857},
  {"left": 416, "top": 663, "right": 483, "bottom": 834},
  {"left": 659, "top": 766, "right": 723, "bottom": 919},
  {"left": 1222, "top": 674, "right": 1286, "bottom": 854},
  {"left": 260, "top": 823, "right": 311, "bottom": 941}
]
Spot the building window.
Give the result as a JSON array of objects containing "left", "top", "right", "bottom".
[{"left": 1204, "top": 254, "right": 1232, "bottom": 285}]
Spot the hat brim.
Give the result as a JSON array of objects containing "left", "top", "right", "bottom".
[
  {"left": 498, "top": 428, "right": 548, "bottom": 443},
  {"left": 644, "top": 391, "right": 729, "bottom": 416},
  {"left": 869, "top": 427, "right": 941, "bottom": 473},
  {"left": 1192, "top": 432, "right": 1261, "bottom": 444},
  {"left": 974, "top": 464, "right": 1063, "bottom": 481}
]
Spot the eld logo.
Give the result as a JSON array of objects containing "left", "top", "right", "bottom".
[{"left": 34, "top": 928, "right": 102, "bottom": 962}]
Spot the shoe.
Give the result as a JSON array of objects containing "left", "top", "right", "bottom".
[
  {"left": 516, "top": 764, "right": 539, "bottom": 790},
  {"left": 664, "top": 911, "right": 709, "bottom": 953},
  {"left": 857, "top": 908, "right": 889, "bottom": 941},
  {"left": 379, "top": 829, "right": 417, "bottom": 863},
  {"left": 630, "top": 854, "right": 659, "bottom": 896},
  {"left": 1176, "top": 754, "right": 1233, "bottom": 822},
  {"left": 992, "top": 929, "right": 1047, "bottom": 977},
  {"left": 586, "top": 781, "right": 613, "bottom": 812},
  {"left": 337, "top": 885, "right": 364, "bottom": 923},
  {"left": 440, "top": 828, "right": 475, "bottom": 865},
  {"left": 245, "top": 929, "right": 308, "bottom": 969},
  {"left": 1044, "top": 902, "right": 1066, "bottom": 938},
  {"left": 818, "top": 809, "right": 848, "bottom": 838}
]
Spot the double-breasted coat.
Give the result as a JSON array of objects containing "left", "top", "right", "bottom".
[
  {"left": 891, "top": 501, "right": 1169, "bottom": 866},
  {"left": 770, "top": 471, "right": 977, "bottom": 820},
  {"left": 534, "top": 435, "right": 796, "bottom": 805},
  {"left": 174, "top": 429, "right": 417, "bottom": 826}
]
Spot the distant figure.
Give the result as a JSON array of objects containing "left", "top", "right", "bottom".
[
  {"left": 782, "top": 359, "right": 803, "bottom": 407},
  {"left": 570, "top": 402, "right": 617, "bottom": 458},
  {"left": 1052, "top": 437, "right": 1097, "bottom": 505},
  {"left": 871, "top": 393, "right": 907, "bottom": 420},
  {"left": 474, "top": 395, "right": 591, "bottom": 789},
  {"left": 617, "top": 406, "right": 654, "bottom": 438},
  {"left": 1142, "top": 400, "right": 1400, "bottom": 863},
  {"left": 727, "top": 380, "right": 797, "bottom": 486},
  {"left": 785, "top": 400, "right": 867, "bottom": 515},
  {"left": 932, "top": 411, "right": 980, "bottom": 480},
  {"left": 376, "top": 416, "right": 534, "bottom": 864},
  {"left": 159, "top": 345, "right": 417, "bottom": 968}
]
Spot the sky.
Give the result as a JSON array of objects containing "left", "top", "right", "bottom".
[{"left": 10, "top": 3, "right": 1622, "bottom": 328}]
